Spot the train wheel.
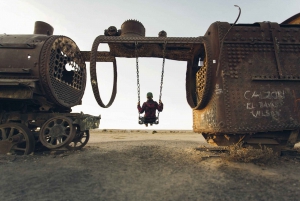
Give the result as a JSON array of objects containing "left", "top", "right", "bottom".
[
  {"left": 66, "top": 130, "right": 90, "bottom": 151},
  {"left": 39, "top": 116, "right": 76, "bottom": 149},
  {"left": 0, "top": 123, "right": 35, "bottom": 155}
]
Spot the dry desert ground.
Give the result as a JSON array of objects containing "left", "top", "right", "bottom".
[{"left": 0, "top": 129, "right": 299, "bottom": 201}]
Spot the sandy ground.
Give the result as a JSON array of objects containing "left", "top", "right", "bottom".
[{"left": 0, "top": 129, "right": 300, "bottom": 201}]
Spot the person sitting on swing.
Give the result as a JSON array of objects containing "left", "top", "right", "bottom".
[{"left": 138, "top": 92, "right": 163, "bottom": 127}]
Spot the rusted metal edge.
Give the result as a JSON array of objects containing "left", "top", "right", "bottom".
[
  {"left": 81, "top": 51, "right": 114, "bottom": 62},
  {"left": 0, "top": 43, "right": 36, "bottom": 49},
  {"left": 252, "top": 76, "right": 300, "bottom": 81},
  {"left": 0, "top": 78, "right": 38, "bottom": 88},
  {"left": 0, "top": 78, "right": 38, "bottom": 82},
  {"left": 281, "top": 13, "right": 300, "bottom": 24},
  {"left": 0, "top": 68, "right": 31, "bottom": 74},
  {"left": 90, "top": 36, "right": 203, "bottom": 44},
  {"left": 90, "top": 36, "right": 117, "bottom": 108},
  {"left": 224, "top": 41, "right": 273, "bottom": 44},
  {"left": 224, "top": 41, "right": 300, "bottom": 45}
]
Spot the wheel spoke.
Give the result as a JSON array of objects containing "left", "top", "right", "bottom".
[
  {"left": 0, "top": 123, "right": 34, "bottom": 155},
  {"left": 0, "top": 128, "right": 7, "bottom": 140},
  {"left": 66, "top": 130, "right": 89, "bottom": 151},
  {"left": 8, "top": 128, "right": 15, "bottom": 139},
  {"left": 57, "top": 137, "right": 62, "bottom": 144},
  {"left": 50, "top": 137, "right": 55, "bottom": 144},
  {"left": 64, "top": 127, "right": 71, "bottom": 131}
]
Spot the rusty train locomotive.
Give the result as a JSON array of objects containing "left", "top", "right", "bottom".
[
  {"left": 1, "top": 13, "right": 300, "bottom": 155},
  {"left": 0, "top": 22, "right": 100, "bottom": 154}
]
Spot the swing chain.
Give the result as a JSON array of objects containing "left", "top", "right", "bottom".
[
  {"left": 135, "top": 41, "right": 140, "bottom": 103},
  {"left": 136, "top": 41, "right": 166, "bottom": 104},
  {"left": 159, "top": 41, "right": 167, "bottom": 102}
]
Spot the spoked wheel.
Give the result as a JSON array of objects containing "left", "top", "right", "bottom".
[
  {"left": 66, "top": 130, "right": 90, "bottom": 151},
  {"left": 39, "top": 116, "right": 76, "bottom": 149},
  {"left": 0, "top": 123, "right": 35, "bottom": 155}
]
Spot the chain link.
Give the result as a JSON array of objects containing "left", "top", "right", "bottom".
[
  {"left": 157, "top": 41, "right": 167, "bottom": 120},
  {"left": 159, "top": 41, "right": 167, "bottom": 102},
  {"left": 135, "top": 41, "right": 140, "bottom": 103}
]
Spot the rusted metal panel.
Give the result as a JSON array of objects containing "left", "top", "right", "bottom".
[
  {"left": 281, "top": 13, "right": 300, "bottom": 24},
  {"left": 81, "top": 37, "right": 203, "bottom": 62},
  {"left": 81, "top": 51, "right": 115, "bottom": 62},
  {"left": 193, "top": 22, "right": 300, "bottom": 139},
  {"left": 0, "top": 21, "right": 98, "bottom": 155},
  {"left": 0, "top": 34, "right": 87, "bottom": 109},
  {"left": 0, "top": 86, "right": 33, "bottom": 99}
]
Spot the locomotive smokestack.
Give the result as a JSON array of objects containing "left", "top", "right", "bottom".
[{"left": 34, "top": 21, "right": 54, "bottom": 35}]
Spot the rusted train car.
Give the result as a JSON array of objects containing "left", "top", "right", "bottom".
[{"left": 0, "top": 22, "right": 100, "bottom": 154}]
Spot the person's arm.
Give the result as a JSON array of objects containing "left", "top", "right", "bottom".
[
  {"left": 157, "top": 101, "right": 163, "bottom": 112},
  {"left": 138, "top": 102, "right": 146, "bottom": 113}
]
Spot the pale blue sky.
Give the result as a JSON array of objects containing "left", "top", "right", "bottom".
[{"left": 1, "top": 0, "right": 299, "bottom": 129}]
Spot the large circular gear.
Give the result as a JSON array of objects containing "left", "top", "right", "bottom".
[
  {"left": 39, "top": 116, "right": 76, "bottom": 149},
  {"left": 120, "top": 19, "right": 145, "bottom": 37},
  {"left": 0, "top": 123, "right": 35, "bottom": 155}
]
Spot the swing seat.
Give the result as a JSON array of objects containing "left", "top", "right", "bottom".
[{"left": 139, "top": 117, "right": 159, "bottom": 125}]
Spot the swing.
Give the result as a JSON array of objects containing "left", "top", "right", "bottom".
[{"left": 135, "top": 41, "right": 166, "bottom": 125}]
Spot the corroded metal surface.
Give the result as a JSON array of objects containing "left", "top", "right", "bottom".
[
  {"left": 85, "top": 16, "right": 300, "bottom": 148},
  {"left": 1, "top": 15, "right": 300, "bottom": 152},
  {"left": 66, "top": 130, "right": 90, "bottom": 151},
  {"left": 0, "top": 21, "right": 99, "bottom": 154},
  {"left": 186, "top": 38, "right": 213, "bottom": 110},
  {"left": 120, "top": 19, "right": 145, "bottom": 37},
  {"left": 34, "top": 21, "right": 53, "bottom": 35},
  {"left": 0, "top": 34, "right": 86, "bottom": 110},
  {"left": 39, "top": 36, "right": 86, "bottom": 108},
  {"left": 39, "top": 116, "right": 76, "bottom": 149},
  {"left": 281, "top": 13, "right": 300, "bottom": 24},
  {"left": 193, "top": 21, "right": 300, "bottom": 146},
  {"left": 0, "top": 123, "right": 35, "bottom": 155}
]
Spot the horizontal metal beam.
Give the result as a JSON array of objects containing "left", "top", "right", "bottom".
[{"left": 93, "top": 36, "right": 204, "bottom": 44}]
